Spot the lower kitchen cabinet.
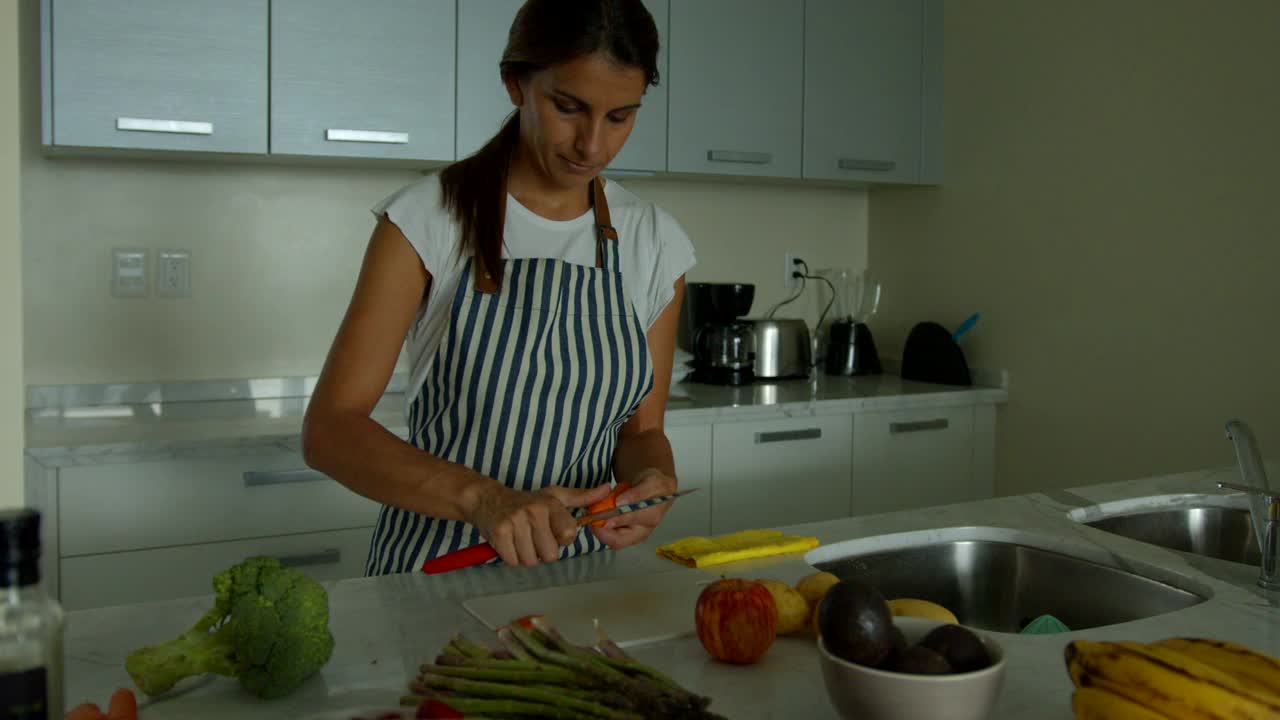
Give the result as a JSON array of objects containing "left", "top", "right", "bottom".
[
  {"left": 651, "top": 424, "right": 712, "bottom": 543},
  {"left": 851, "top": 404, "right": 988, "bottom": 516},
  {"left": 60, "top": 527, "right": 372, "bottom": 611},
  {"left": 710, "top": 414, "right": 853, "bottom": 534}
]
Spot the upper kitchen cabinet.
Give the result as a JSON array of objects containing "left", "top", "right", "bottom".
[
  {"left": 455, "top": 0, "right": 669, "bottom": 172},
  {"left": 803, "top": 0, "right": 942, "bottom": 184},
  {"left": 454, "top": 0, "right": 525, "bottom": 161},
  {"left": 270, "top": 0, "right": 455, "bottom": 161},
  {"left": 42, "top": 0, "right": 268, "bottom": 154},
  {"left": 667, "top": 0, "right": 804, "bottom": 179}
]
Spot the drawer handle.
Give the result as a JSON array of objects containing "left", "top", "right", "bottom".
[
  {"left": 117, "top": 117, "right": 213, "bottom": 135},
  {"left": 243, "top": 469, "right": 329, "bottom": 487},
  {"left": 838, "top": 158, "right": 896, "bottom": 172},
  {"left": 274, "top": 548, "right": 341, "bottom": 568},
  {"left": 708, "top": 150, "right": 772, "bottom": 165},
  {"left": 755, "top": 428, "right": 822, "bottom": 444},
  {"left": 325, "top": 128, "right": 410, "bottom": 144},
  {"left": 890, "top": 419, "right": 950, "bottom": 434}
]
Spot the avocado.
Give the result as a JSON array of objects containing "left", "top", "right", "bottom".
[
  {"left": 877, "top": 623, "right": 910, "bottom": 669},
  {"left": 918, "top": 624, "right": 992, "bottom": 673},
  {"left": 891, "top": 645, "right": 953, "bottom": 675},
  {"left": 818, "top": 579, "right": 894, "bottom": 667}
]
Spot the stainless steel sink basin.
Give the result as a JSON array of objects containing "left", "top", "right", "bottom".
[
  {"left": 1083, "top": 507, "right": 1260, "bottom": 567},
  {"left": 812, "top": 538, "right": 1208, "bottom": 633}
]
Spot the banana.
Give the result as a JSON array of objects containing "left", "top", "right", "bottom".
[
  {"left": 1064, "top": 639, "right": 1280, "bottom": 720},
  {"left": 887, "top": 597, "right": 959, "bottom": 624},
  {"left": 1116, "top": 641, "right": 1280, "bottom": 707},
  {"left": 1071, "top": 685, "right": 1172, "bottom": 720},
  {"left": 1153, "top": 638, "right": 1280, "bottom": 698}
]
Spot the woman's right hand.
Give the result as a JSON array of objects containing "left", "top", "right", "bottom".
[{"left": 467, "top": 483, "right": 614, "bottom": 567}]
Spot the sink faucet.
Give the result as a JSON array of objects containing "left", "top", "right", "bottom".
[{"left": 1219, "top": 419, "right": 1278, "bottom": 591}]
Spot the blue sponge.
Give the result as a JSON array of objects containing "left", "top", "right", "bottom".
[{"left": 1021, "top": 614, "right": 1071, "bottom": 634}]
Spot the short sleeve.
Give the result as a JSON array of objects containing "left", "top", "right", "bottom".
[
  {"left": 370, "top": 175, "right": 451, "bottom": 276},
  {"left": 644, "top": 207, "right": 697, "bottom": 329}
]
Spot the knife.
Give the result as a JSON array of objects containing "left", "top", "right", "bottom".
[{"left": 420, "top": 488, "right": 698, "bottom": 574}]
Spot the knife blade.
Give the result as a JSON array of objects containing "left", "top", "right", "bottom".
[{"left": 420, "top": 488, "right": 698, "bottom": 575}]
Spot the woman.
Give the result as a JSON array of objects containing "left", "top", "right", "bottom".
[{"left": 302, "top": 0, "right": 695, "bottom": 575}]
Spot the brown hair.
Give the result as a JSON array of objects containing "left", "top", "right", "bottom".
[{"left": 439, "top": 0, "right": 660, "bottom": 290}]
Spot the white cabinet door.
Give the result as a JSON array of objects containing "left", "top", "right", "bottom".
[
  {"left": 649, "top": 423, "right": 712, "bottom": 543},
  {"left": 454, "top": 0, "right": 525, "bottom": 161},
  {"left": 456, "top": 0, "right": 669, "bottom": 172},
  {"left": 58, "top": 451, "right": 380, "bottom": 555},
  {"left": 667, "top": 0, "right": 804, "bottom": 178},
  {"left": 803, "top": 0, "right": 924, "bottom": 183},
  {"left": 47, "top": 0, "right": 267, "bottom": 153},
  {"left": 851, "top": 405, "right": 981, "bottom": 516},
  {"left": 60, "top": 527, "right": 372, "bottom": 611},
  {"left": 710, "top": 414, "right": 852, "bottom": 534},
  {"left": 270, "top": 0, "right": 456, "bottom": 161},
  {"left": 607, "top": 0, "right": 669, "bottom": 173}
]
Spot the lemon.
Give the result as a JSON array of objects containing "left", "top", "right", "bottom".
[{"left": 756, "top": 579, "right": 809, "bottom": 635}]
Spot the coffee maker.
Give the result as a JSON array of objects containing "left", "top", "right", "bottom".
[{"left": 683, "top": 282, "right": 756, "bottom": 385}]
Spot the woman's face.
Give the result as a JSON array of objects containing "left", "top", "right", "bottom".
[{"left": 505, "top": 51, "right": 647, "bottom": 190}]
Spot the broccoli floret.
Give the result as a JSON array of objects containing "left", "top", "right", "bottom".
[{"left": 125, "top": 556, "right": 335, "bottom": 700}]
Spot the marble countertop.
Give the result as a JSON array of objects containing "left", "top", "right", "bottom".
[
  {"left": 59, "top": 463, "right": 1277, "bottom": 720},
  {"left": 25, "top": 374, "right": 1007, "bottom": 464}
]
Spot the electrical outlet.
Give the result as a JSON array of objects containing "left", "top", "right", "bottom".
[
  {"left": 783, "top": 252, "right": 803, "bottom": 290},
  {"left": 111, "top": 248, "right": 149, "bottom": 298},
  {"left": 157, "top": 249, "right": 191, "bottom": 298}
]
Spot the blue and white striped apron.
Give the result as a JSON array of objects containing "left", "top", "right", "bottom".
[{"left": 366, "top": 178, "right": 655, "bottom": 575}]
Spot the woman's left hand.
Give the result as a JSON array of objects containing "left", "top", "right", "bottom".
[{"left": 590, "top": 469, "right": 677, "bottom": 549}]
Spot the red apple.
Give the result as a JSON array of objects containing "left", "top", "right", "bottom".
[{"left": 695, "top": 578, "right": 778, "bottom": 664}]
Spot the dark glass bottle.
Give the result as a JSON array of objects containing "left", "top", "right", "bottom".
[{"left": 1, "top": 509, "right": 64, "bottom": 720}]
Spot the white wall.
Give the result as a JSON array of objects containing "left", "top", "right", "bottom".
[
  {"left": 2, "top": 0, "right": 25, "bottom": 508},
  {"left": 17, "top": 4, "right": 866, "bottom": 386},
  {"left": 870, "top": 0, "right": 1280, "bottom": 496}
]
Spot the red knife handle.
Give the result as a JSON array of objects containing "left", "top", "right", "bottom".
[{"left": 421, "top": 543, "right": 500, "bottom": 574}]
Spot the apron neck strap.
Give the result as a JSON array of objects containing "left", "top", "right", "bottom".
[
  {"left": 591, "top": 176, "right": 617, "bottom": 268},
  {"left": 475, "top": 176, "right": 616, "bottom": 294}
]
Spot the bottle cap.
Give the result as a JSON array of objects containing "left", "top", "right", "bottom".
[{"left": 0, "top": 508, "right": 41, "bottom": 588}]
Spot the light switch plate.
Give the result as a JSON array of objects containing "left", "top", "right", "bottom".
[
  {"left": 111, "top": 248, "right": 148, "bottom": 298},
  {"left": 157, "top": 249, "right": 191, "bottom": 298}
]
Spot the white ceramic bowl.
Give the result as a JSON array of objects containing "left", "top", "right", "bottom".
[{"left": 818, "top": 617, "right": 1007, "bottom": 720}]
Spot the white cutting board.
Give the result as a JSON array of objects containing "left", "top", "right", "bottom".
[{"left": 463, "top": 568, "right": 716, "bottom": 649}]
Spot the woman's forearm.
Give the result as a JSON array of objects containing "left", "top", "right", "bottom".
[
  {"left": 302, "top": 409, "right": 497, "bottom": 522},
  {"left": 612, "top": 428, "right": 677, "bottom": 487}
]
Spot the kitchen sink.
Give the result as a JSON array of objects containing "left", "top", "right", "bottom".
[
  {"left": 1081, "top": 506, "right": 1260, "bottom": 567},
  {"left": 807, "top": 528, "right": 1210, "bottom": 633}
]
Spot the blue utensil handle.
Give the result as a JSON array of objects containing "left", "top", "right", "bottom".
[{"left": 953, "top": 313, "right": 981, "bottom": 342}]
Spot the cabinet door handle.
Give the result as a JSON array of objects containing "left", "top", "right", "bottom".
[
  {"left": 273, "top": 549, "right": 341, "bottom": 568},
  {"left": 890, "top": 419, "right": 949, "bottom": 434},
  {"left": 755, "top": 428, "right": 822, "bottom": 444},
  {"left": 243, "top": 469, "right": 328, "bottom": 487},
  {"left": 325, "top": 128, "right": 410, "bottom": 144},
  {"left": 838, "top": 158, "right": 896, "bottom": 172},
  {"left": 708, "top": 150, "right": 772, "bottom": 165},
  {"left": 116, "top": 117, "right": 213, "bottom": 135}
]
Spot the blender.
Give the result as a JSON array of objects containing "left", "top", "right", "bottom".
[{"left": 819, "top": 270, "right": 882, "bottom": 376}]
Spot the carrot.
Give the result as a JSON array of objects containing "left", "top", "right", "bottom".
[
  {"left": 106, "top": 688, "right": 138, "bottom": 720},
  {"left": 64, "top": 703, "right": 107, "bottom": 720},
  {"left": 586, "top": 482, "right": 633, "bottom": 527}
]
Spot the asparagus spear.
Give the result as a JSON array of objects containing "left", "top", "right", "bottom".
[
  {"left": 412, "top": 674, "right": 642, "bottom": 720},
  {"left": 420, "top": 662, "right": 581, "bottom": 685},
  {"left": 450, "top": 633, "right": 494, "bottom": 659}
]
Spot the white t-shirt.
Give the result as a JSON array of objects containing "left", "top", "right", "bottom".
[{"left": 371, "top": 174, "right": 697, "bottom": 404}]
